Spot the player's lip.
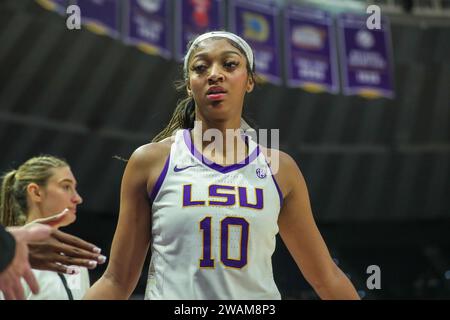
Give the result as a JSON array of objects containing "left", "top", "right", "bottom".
[{"left": 206, "top": 86, "right": 227, "bottom": 95}]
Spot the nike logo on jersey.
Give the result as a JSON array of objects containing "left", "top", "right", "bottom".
[{"left": 174, "top": 164, "right": 199, "bottom": 172}]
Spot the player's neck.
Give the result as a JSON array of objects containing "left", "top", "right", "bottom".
[
  {"left": 191, "top": 122, "right": 249, "bottom": 166},
  {"left": 25, "top": 208, "right": 42, "bottom": 225}
]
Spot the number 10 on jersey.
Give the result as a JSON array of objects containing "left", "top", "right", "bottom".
[{"left": 199, "top": 216, "right": 249, "bottom": 269}]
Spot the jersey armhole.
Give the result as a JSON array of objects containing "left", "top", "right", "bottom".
[
  {"left": 148, "top": 153, "right": 171, "bottom": 204},
  {"left": 266, "top": 161, "right": 284, "bottom": 208}
]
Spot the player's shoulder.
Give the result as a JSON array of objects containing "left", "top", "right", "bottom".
[
  {"left": 260, "top": 146, "right": 302, "bottom": 196},
  {"left": 122, "top": 137, "right": 174, "bottom": 181},
  {"left": 130, "top": 137, "right": 174, "bottom": 167},
  {"left": 259, "top": 146, "right": 299, "bottom": 173}
]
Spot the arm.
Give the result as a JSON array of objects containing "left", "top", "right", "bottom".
[
  {"left": 276, "top": 152, "right": 360, "bottom": 300},
  {"left": 84, "top": 143, "right": 169, "bottom": 299}
]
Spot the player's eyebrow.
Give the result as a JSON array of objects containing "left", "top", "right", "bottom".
[
  {"left": 58, "top": 178, "right": 77, "bottom": 187},
  {"left": 192, "top": 50, "right": 242, "bottom": 61}
]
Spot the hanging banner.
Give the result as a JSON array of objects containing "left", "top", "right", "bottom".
[
  {"left": 35, "top": 0, "right": 67, "bottom": 15},
  {"left": 123, "top": 0, "right": 172, "bottom": 58},
  {"left": 229, "top": 0, "right": 281, "bottom": 85},
  {"left": 284, "top": 5, "right": 339, "bottom": 94},
  {"left": 75, "top": 0, "right": 120, "bottom": 38},
  {"left": 337, "top": 13, "right": 394, "bottom": 99},
  {"left": 174, "top": 0, "right": 225, "bottom": 61}
]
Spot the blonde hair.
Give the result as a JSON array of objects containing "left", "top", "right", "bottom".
[{"left": 0, "top": 155, "right": 68, "bottom": 226}]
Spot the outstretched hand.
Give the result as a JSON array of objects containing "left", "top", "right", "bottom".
[
  {"left": 0, "top": 224, "right": 52, "bottom": 300},
  {"left": 24, "top": 209, "right": 107, "bottom": 273},
  {"left": 28, "top": 228, "right": 107, "bottom": 274}
]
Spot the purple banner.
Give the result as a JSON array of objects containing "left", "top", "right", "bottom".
[
  {"left": 229, "top": 0, "right": 281, "bottom": 85},
  {"left": 338, "top": 13, "right": 394, "bottom": 99},
  {"left": 123, "top": 0, "right": 172, "bottom": 59},
  {"left": 175, "top": 0, "right": 225, "bottom": 61},
  {"left": 284, "top": 5, "right": 339, "bottom": 94},
  {"left": 76, "top": 0, "right": 120, "bottom": 38},
  {"left": 35, "top": 0, "right": 67, "bottom": 14}
]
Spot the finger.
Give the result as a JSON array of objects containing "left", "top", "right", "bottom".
[
  {"left": 3, "top": 288, "right": 16, "bottom": 300},
  {"left": 31, "top": 209, "right": 70, "bottom": 227},
  {"left": 53, "top": 255, "right": 100, "bottom": 269},
  {"left": 52, "top": 229, "right": 101, "bottom": 253},
  {"left": 52, "top": 241, "right": 102, "bottom": 261},
  {"left": 22, "top": 267, "right": 40, "bottom": 295},
  {"left": 7, "top": 225, "right": 52, "bottom": 243},
  {"left": 12, "top": 280, "right": 25, "bottom": 300},
  {"left": 21, "top": 224, "right": 52, "bottom": 242},
  {"left": 45, "top": 263, "right": 82, "bottom": 275},
  {"left": 43, "top": 262, "right": 69, "bottom": 274}
]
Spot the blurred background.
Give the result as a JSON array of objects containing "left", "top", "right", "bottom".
[{"left": 0, "top": 0, "right": 449, "bottom": 299}]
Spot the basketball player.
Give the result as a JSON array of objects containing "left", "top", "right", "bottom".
[{"left": 84, "top": 31, "right": 359, "bottom": 300}]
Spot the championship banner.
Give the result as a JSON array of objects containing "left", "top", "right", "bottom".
[
  {"left": 229, "top": 0, "right": 281, "bottom": 85},
  {"left": 175, "top": 0, "right": 225, "bottom": 61},
  {"left": 123, "top": 0, "right": 172, "bottom": 58},
  {"left": 35, "top": 0, "right": 67, "bottom": 15},
  {"left": 337, "top": 13, "right": 394, "bottom": 99},
  {"left": 284, "top": 5, "right": 339, "bottom": 94},
  {"left": 75, "top": 0, "right": 120, "bottom": 38}
]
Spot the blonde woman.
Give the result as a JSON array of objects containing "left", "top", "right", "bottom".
[{"left": 0, "top": 155, "right": 106, "bottom": 299}]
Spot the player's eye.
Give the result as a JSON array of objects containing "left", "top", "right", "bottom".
[
  {"left": 192, "top": 64, "right": 208, "bottom": 74},
  {"left": 224, "top": 61, "right": 239, "bottom": 69}
]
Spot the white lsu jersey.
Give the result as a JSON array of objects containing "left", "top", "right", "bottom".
[{"left": 145, "top": 129, "right": 283, "bottom": 300}]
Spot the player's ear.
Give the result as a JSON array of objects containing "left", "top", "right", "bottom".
[
  {"left": 246, "top": 74, "right": 254, "bottom": 93},
  {"left": 186, "top": 78, "right": 193, "bottom": 97},
  {"left": 27, "top": 183, "right": 43, "bottom": 203}
]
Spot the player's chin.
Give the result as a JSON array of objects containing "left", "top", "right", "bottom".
[
  {"left": 200, "top": 101, "right": 233, "bottom": 119},
  {"left": 206, "top": 108, "right": 232, "bottom": 121},
  {"left": 65, "top": 213, "right": 77, "bottom": 226},
  {"left": 209, "top": 100, "right": 236, "bottom": 115},
  {"left": 208, "top": 99, "right": 226, "bottom": 108}
]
